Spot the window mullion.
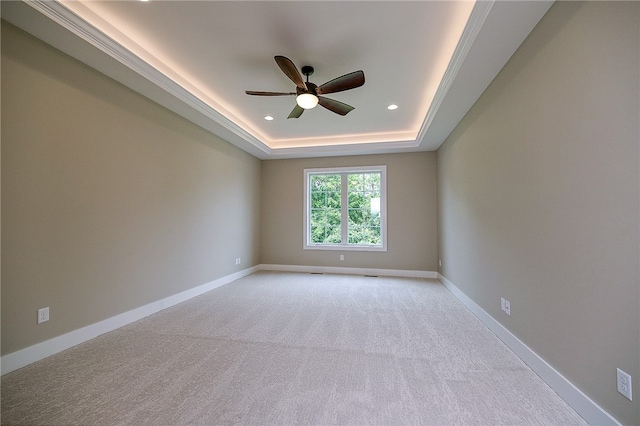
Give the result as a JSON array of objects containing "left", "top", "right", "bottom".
[{"left": 341, "top": 173, "right": 348, "bottom": 244}]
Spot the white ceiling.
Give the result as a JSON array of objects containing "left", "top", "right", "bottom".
[{"left": 2, "top": 0, "right": 553, "bottom": 159}]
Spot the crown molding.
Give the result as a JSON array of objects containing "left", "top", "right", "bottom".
[
  {"left": 5, "top": 0, "right": 272, "bottom": 159},
  {"left": 416, "top": 0, "right": 554, "bottom": 150},
  {"left": 416, "top": 1, "right": 494, "bottom": 147},
  {"left": 266, "top": 139, "right": 422, "bottom": 160},
  {"left": 4, "top": 0, "right": 553, "bottom": 159}
]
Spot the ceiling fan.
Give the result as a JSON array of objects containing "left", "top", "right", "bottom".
[{"left": 246, "top": 56, "right": 365, "bottom": 119}]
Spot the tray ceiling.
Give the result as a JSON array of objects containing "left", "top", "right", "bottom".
[{"left": 2, "top": 1, "right": 554, "bottom": 159}]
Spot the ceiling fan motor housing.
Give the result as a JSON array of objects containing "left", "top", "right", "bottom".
[{"left": 297, "top": 82, "right": 318, "bottom": 96}]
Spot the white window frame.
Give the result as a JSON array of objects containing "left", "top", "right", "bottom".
[{"left": 303, "top": 165, "right": 387, "bottom": 252}]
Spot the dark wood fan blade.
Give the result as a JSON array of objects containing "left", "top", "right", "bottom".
[
  {"left": 316, "top": 70, "right": 364, "bottom": 95},
  {"left": 245, "top": 91, "right": 296, "bottom": 96},
  {"left": 317, "top": 96, "right": 355, "bottom": 116},
  {"left": 275, "top": 56, "right": 307, "bottom": 90},
  {"left": 288, "top": 104, "right": 304, "bottom": 119}
]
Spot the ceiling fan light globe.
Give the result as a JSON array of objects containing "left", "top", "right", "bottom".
[{"left": 296, "top": 93, "right": 319, "bottom": 109}]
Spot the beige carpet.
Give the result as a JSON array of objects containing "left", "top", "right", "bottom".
[{"left": 1, "top": 271, "right": 586, "bottom": 425}]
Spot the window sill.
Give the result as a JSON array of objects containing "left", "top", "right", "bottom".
[{"left": 304, "top": 244, "right": 387, "bottom": 252}]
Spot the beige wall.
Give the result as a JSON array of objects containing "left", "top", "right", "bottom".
[
  {"left": 261, "top": 152, "right": 437, "bottom": 272},
  {"left": 4, "top": 2, "right": 639, "bottom": 423},
  {"left": 437, "top": 2, "right": 639, "bottom": 424},
  {"left": 1, "top": 22, "right": 262, "bottom": 355}
]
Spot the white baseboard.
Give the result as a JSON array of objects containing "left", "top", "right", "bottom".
[
  {"left": 1, "top": 266, "right": 259, "bottom": 375},
  {"left": 438, "top": 273, "right": 619, "bottom": 426},
  {"left": 260, "top": 264, "right": 437, "bottom": 279},
  {"left": 6, "top": 267, "right": 612, "bottom": 425}
]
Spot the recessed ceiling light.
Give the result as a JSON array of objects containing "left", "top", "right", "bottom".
[
  {"left": 264, "top": 116, "right": 274, "bottom": 121},
  {"left": 387, "top": 104, "right": 398, "bottom": 110}
]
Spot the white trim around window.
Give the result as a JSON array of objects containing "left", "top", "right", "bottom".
[{"left": 303, "top": 165, "right": 387, "bottom": 252}]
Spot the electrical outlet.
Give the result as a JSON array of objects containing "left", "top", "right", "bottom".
[
  {"left": 340, "top": 255, "right": 344, "bottom": 261},
  {"left": 439, "top": 259, "right": 442, "bottom": 267},
  {"left": 38, "top": 307, "right": 49, "bottom": 324},
  {"left": 235, "top": 258, "right": 241, "bottom": 265},
  {"left": 617, "top": 368, "right": 633, "bottom": 400},
  {"left": 500, "top": 298, "right": 511, "bottom": 315}
]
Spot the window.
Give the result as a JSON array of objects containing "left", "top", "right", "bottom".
[{"left": 304, "top": 165, "right": 387, "bottom": 251}]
